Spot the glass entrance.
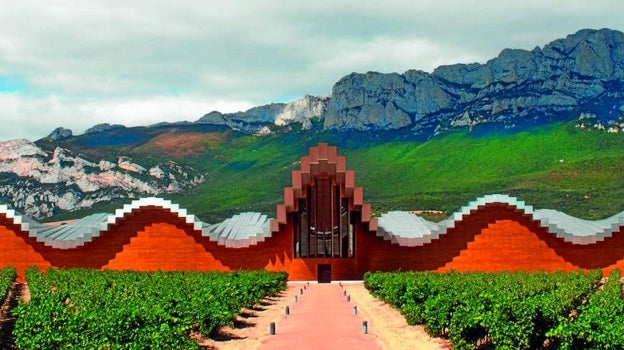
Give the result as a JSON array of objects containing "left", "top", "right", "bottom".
[{"left": 294, "top": 177, "right": 355, "bottom": 258}]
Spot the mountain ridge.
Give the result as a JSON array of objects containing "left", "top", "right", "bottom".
[
  {"left": 323, "top": 28, "right": 624, "bottom": 134},
  {"left": 41, "top": 28, "right": 624, "bottom": 140}
]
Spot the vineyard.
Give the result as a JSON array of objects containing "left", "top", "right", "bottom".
[
  {"left": 0, "top": 266, "right": 16, "bottom": 302},
  {"left": 364, "top": 269, "right": 624, "bottom": 349},
  {"left": 1, "top": 267, "right": 623, "bottom": 349},
  {"left": 11, "top": 268, "right": 287, "bottom": 349}
]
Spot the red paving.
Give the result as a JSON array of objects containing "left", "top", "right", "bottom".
[{"left": 260, "top": 282, "right": 381, "bottom": 350}]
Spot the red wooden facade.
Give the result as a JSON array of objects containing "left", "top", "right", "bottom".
[{"left": 2, "top": 143, "right": 624, "bottom": 281}]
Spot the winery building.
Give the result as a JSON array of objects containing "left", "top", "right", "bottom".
[{"left": 2, "top": 143, "right": 624, "bottom": 281}]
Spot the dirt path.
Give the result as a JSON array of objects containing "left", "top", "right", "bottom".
[
  {"left": 200, "top": 284, "right": 303, "bottom": 349},
  {"left": 343, "top": 282, "right": 451, "bottom": 350},
  {"left": 203, "top": 281, "right": 450, "bottom": 349},
  {"left": 0, "top": 282, "right": 28, "bottom": 350}
]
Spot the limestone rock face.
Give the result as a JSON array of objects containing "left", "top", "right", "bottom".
[
  {"left": 323, "top": 28, "right": 624, "bottom": 134},
  {"left": 85, "top": 123, "right": 125, "bottom": 134},
  {"left": 274, "top": 95, "right": 327, "bottom": 130},
  {"left": 196, "top": 29, "right": 624, "bottom": 135},
  {"left": 45, "top": 127, "right": 73, "bottom": 141},
  {"left": 0, "top": 139, "right": 204, "bottom": 219},
  {"left": 197, "top": 95, "right": 328, "bottom": 133}
]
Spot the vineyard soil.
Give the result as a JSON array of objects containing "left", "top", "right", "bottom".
[{"left": 0, "top": 282, "right": 26, "bottom": 350}]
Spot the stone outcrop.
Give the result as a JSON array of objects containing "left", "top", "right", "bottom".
[
  {"left": 45, "top": 127, "right": 73, "bottom": 141},
  {"left": 195, "top": 28, "right": 624, "bottom": 136},
  {"left": 85, "top": 123, "right": 126, "bottom": 134},
  {"left": 197, "top": 95, "right": 328, "bottom": 133},
  {"left": 323, "top": 28, "right": 624, "bottom": 134},
  {"left": 0, "top": 139, "right": 204, "bottom": 219}
]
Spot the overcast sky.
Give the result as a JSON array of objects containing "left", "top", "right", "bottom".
[{"left": 0, "top": 0, "right": 622, "bottom": 141}]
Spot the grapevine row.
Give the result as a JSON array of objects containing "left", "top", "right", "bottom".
[
  {"left": 13, "top": 268, "right": 287, "bottom": 349},
  {"left": 0, "top": 266, "right": 16, "bottom": 304},
  {"left": 364, "top": 270, "right": 608, "bottom": 349},
  {"left": 548, "top": 269, "right": 624, "bottom": 349}
]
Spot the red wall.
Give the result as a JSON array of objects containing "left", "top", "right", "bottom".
[
  {"left": 2, "top": 204, "right": 624, "bottom": 281},
  {"left": 0, "top": 219, "right": 51, "bottom": 282}
]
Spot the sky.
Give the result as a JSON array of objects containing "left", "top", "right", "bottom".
[{"left": 0, "top": 0, "right": 622, "bottom": 141}]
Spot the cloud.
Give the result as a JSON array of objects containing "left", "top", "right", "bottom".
[
  {"left": 309, "top": 36, "right": 481, "bottom": 75},
  {"left": 0, "top": 0, "right": 622, "bottom": 140},
  {"left": 0, "top": 93, "right": 253, "bottom": 141}
]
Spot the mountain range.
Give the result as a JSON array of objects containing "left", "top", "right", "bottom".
[
  {"left": 1, "top": 28, "right": 624, "bottom": 221},
  {"left": 199, "top": 28, "right": 624, "bottom": 135}
]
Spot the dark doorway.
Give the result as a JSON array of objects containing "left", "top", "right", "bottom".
[{"left": 317, "top": 264, "right": 332, "bottom": 283}]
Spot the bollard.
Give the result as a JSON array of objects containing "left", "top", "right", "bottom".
[
  {"left": 285, "top": 306, "right": 290, "bottom": 315},
  {"left": 294, "top": 295, "right": 298, "bottom": 303},
  {"left": 300, "top": 288, "right": 303, "bottom": 295},
  {"left": 307, "top": 281, "right": 310, "bottom": 286},
  {"left": 270, "top": 322, "right": 276, "bottom": 335},
  {"left": 304, "top": 284, "right": 307, "bottom": 290},
  {"left": 362, "top": 320, "right": 368, "bottom": 334},
  {"left": 353, "top": 305, "right": 358, "bottom": 315},
  {"left": 347, "top": 294, "right": 351, "bottom": 302},
  {"left": 343, "top": 290, "right": 346, "bottom": 296}
]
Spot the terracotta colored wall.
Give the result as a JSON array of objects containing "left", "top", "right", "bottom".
[
  {"left": 2, "top": 204, "right": 624, "bottom": 281},
  {"left": 103, "top": 222, "right": 229, "bottom": 272},
  {"left": 0, "top": 219, "right": 51, "bottom": 282},
  {"left": 438, "top": 219, "right": 578, "bottom": 272},
  {"left": 352, "top": 204, "right": 624, "bottom": 277}
]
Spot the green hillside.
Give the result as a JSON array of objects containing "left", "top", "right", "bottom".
[{"left": 50, "top": 122, "right": 624, "bottom": 222}]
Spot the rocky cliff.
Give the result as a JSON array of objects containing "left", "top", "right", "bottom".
[
  {"left": 0, "top": 139, "right": 204, "bottom": 219},
  {"left": 198, "top": 94, "right": 327, "bottom": 134},
  {"left": 324, "top": 28, "right": 624, "bottom": 134},
  {"left": 196, "top": 28, "right": 624, "bottom": 135}
]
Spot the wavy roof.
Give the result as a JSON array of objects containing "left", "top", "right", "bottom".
[
  {"left": 377, "top": 194, "right": 624, "bottom": 246},
  {"left": 2, "top": 194, "right": 624, "bottom": 249},
  {"left": 1, "top": 197, "right": 271, "bottom": 250}
]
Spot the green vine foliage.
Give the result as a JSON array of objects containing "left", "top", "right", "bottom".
[
  {"left": 548, "top": 269, "right": 624, "bottom": 349},
  {"left": 364, "top": 270, "right": 606, "bottom": 350},
  {"left": 0, "top": 266, "right": 16, "bottom": 301},
  {"left": 13, "top": 268, "right": 287, "bottom": 349}
]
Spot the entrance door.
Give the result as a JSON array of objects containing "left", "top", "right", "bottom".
[{"left": 317, "top": 264, "right": 332, "bottom": 283}]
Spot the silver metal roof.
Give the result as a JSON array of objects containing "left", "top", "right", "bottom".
[
  {"left": 2, "top": 194, "right": 624, "bottom": 249},
  {"left": 376, "top": 194, "right": 624, "bottom": 246},
  {"left": 1, "top": 197, "right": 271, "bottom": 250}
]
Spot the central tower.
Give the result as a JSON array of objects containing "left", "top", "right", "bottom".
[
  {"left": 271, "top": 143, "right": 376, "bottom": 261},
  {"left": 296, "top": 172, "right": 352, "bottom": 258}
]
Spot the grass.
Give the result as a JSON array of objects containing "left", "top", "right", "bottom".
[{"left": 42, "top": 121, "right": 624, "bottom": 222}]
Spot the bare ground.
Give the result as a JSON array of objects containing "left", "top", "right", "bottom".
[{"left": 0, "top": 282, "right": 28, "bottom": 350}]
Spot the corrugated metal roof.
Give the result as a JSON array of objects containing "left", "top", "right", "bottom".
[
  {"left": 1, "top": 197, "right": 272, "bottom": 249},
  {"left": 376, "top": 194, "right": 624, "bottom": 246},
  {"left": 3, "top": 194, "right": 624, "bottom": 249}
]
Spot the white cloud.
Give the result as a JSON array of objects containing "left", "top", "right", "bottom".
[
  {"left": 310, "top": 36, "right": 482, "bottom": 75},
  {"left": 0, "top": 93, "right": 253, "bottom": 141},
  {"left": 0, "top": 0, "right": 622, "bottom": 140}
]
